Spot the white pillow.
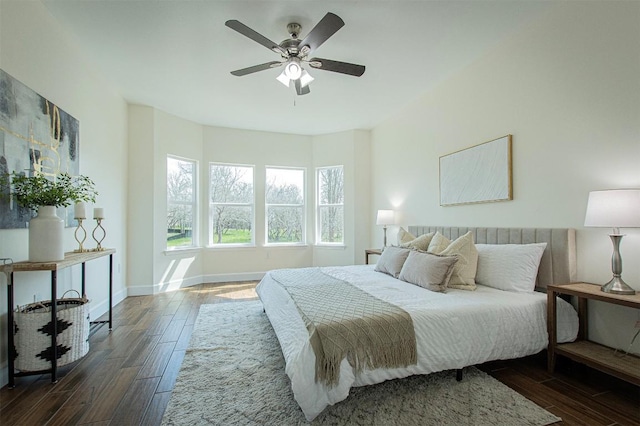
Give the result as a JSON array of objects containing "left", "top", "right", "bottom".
[
  {"left": 475, "top": 243, "right": 547, "bottom": 292},
  {"left": 374, "top": 246, "right": 411, "bottom": 278}
]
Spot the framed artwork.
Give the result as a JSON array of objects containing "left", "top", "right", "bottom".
[
  {"left": 0, "top": 69, "right": 80, "bottom": 229},
  {"left": 439, "top": 135, "right": 512, "bottom": 206}
]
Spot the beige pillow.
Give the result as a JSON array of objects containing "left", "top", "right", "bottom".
[
  {"left": 427, "top": 231, "right": 478, "bottom": 290},
  {"left": 397, "top": 227, "right": 416, "bottom": 245},
  {"left": 374, "top": 246, "right": 411, "bottom": 278},
  {"left": 398, "top": 251, "right": 458, "bottom": 292},
  {"left": 398, "top": 228, "right": 435, "bottom": 251},
  {"left": 401, "top": 233, "right": 435, "bottom": 251}
]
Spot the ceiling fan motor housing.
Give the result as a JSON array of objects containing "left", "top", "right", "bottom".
[{"left": 287, "top": 23, "right": 301, "bottom": 39}]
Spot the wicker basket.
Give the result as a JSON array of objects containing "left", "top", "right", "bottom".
[{"left": 14, "top": 290, "right": 90, "bottom": 372}]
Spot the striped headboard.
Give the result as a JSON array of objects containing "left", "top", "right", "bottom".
[{"left": 408, "top": 226, "right": 576, "bottom": 291}]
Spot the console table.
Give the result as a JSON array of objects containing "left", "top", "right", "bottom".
[
  {"left": 2, "top": 249, "right": 115, "bottom": 387},
  {"left": 547, "top": 282, "right": 640, "bottom": 386}
]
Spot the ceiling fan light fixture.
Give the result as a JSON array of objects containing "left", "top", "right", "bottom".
[
  {"left": 276, "top": 69, "right": 290, "bottom": 87},
  {"left": 299, "top": 70, "right": 314, "bottom": 88},
  {"left": 284, "top": 58, "right": 302, "bottom": 80}
]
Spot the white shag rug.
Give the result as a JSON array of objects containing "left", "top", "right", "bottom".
[{"left": 162, "top": 300, "right": 561, "bottom": 426}]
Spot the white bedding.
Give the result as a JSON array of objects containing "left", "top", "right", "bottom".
[{"left": 256, "top": 264, "right": 579, "bottom": 421}]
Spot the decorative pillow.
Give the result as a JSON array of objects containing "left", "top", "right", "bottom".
[
  {"left": 400, "top": 232, "right": 435, "bottom": 251},
  {"left": 397, "top": 227, "right": 416, "bottom": 245},
  {"left": 398, "top": 251, "right": 458, "bottom": 292},
  {"left": 475, "top": 243, "right": 547, "bottom": 292},
  {"left": 374, "top": 246, "right": 411, "bottom": 278},
  {"left": 427, "top": 231, "right": 478, "bottom": 290}
]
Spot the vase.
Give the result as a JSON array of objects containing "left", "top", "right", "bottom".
[{"left": 29, "top": 206, "right": 65, "bottom": 262}]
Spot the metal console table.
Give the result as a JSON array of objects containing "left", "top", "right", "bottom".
[{"left": 2, "top": 249, "right": 115, "bottom": 387}]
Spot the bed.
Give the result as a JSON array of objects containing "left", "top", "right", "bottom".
[{"left": 256, "top": 227, "right": 579, "bottom": 421}]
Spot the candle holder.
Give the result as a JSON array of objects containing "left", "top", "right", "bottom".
[
  {"left": 91, "top": 218, "right": 106, "bottom": 251},
  {"left": 74, "top": 218, "right": 89, "bottom": 252}
]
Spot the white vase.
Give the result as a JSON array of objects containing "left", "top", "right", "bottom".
[{"left": 29, "top": 205, "right": 65, "bottom": 262}]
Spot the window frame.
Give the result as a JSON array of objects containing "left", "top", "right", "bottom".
[
  {"left": 166, "top": 154, "right": 198, "bottom": 250},
  {"left": 316, "top": 165, "right": 345, "bottom": 246},
  {"left": 208, "top": 162, "right": 256, "bottom": 248},
  {"left": 265, "top": 166, "right": 306, "bottom": 246}
]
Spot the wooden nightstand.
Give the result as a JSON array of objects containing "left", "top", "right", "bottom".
[
  {"left": 547, "top": 282, "right": 640, "bottom": 386},
  {"left": 365, "top": 249, "right": 382, "bottom": 264}
]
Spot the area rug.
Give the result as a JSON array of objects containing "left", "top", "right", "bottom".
[{"left": 162, "top": 301, "right": 561, "bottom": 426}]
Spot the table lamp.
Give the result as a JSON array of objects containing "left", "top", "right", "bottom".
[
  {"left": 584, "top": 189, "right": 640, "bottom": 294},
  {"left": 376, "top": 209, "right": 395, "bottom": 250}
]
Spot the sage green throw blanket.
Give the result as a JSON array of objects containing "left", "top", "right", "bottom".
[{"left": 270, "top": 268, "right": 417, "bottom": 386}]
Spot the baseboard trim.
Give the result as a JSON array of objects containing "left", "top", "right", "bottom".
[
  {"left": 127, "top": 273, "right": 265, "bottom": 296},
  {"left": 201, "top": 272, "right": 265, "bottom": 284}
]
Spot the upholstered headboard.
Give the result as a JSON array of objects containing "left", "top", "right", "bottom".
[{"left": 408, "top": 226, "right": 576, "bottom": 291}]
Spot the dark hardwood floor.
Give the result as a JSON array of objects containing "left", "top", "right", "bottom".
[{"left": 1, "top": 282, "right": 638, "bottom": 425}]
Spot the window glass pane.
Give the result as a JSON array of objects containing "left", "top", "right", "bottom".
[
  {"left": 167, "top": 204, "right": 193, "bottom": 247},
  {"left": 320, "top": 206, "right": 343, "bottom": 243},
  {"left": 266, "top": 168, "right": 304, "bottom": 204},
  {"left": 267, "top": 206, "right": 303, "bottom": 243},
  {"left": 167, "top": 156, "right": 196, "bottom": 249},
  {"left": 319, "top": 167, "right": 344, "bottom": 205},
  {"left": 211, "top": 205, "right": 253, "bottom": 244},
  {"left": 167, "top": 157, "right": 194, "bottom": 202},
  {"left": 210, "top": 165, "right": 253, "bottom": 203}
]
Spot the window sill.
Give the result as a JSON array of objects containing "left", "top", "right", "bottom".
[
  {"left": 205, "top": 244, "right": 257, "bottom": 250},
  {"left": 263, "top": 244, "right": 309, "bottom": 249},
  {"left": 314, "top": 244, "right": 346, "bottom": 249},
  {"left": 164, "top": 247, "right": 202, "bottom": 255}
]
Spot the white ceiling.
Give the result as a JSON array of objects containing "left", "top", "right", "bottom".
[{"left": 41, "top": 1, "right": 552, "bottom": 136}]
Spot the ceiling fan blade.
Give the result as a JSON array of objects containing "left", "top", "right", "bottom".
[
  {"left": 298, "top": 13, "right": 344, "bottom": 56},
  {"left": 308, "top": 58, "right": 365, "bottom": 77},
  {"left": 230, "top": 61, "right": 283, "bottom": 77},
  {"left": 295, "top": 79, "right": 310, "bottom": 96},
  {"left": 225, "top": 20, "right": 287, "bottom": 55}
]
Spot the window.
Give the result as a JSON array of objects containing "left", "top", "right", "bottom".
[
  {"left": 209, "top": 163, "right": 254, "bottom": 245},
  {"left": 317, "top": 166, "right": 344, "bottom": 244},
  {"left": 167, "top": 156, "right": 197, "bottom": 249},
  {"left": 266, "top": 167, "right": 305, "bottom": 244}
]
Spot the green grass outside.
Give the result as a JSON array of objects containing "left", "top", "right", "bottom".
[
  {"left": 167, "top": 236, "right": 193, "bottom": 247},
  {"left": 212, "top": 228, "right": 252, "bottom": 244},
  {"left": 168, "top": 228, "right": 307, "bottom": 246}
]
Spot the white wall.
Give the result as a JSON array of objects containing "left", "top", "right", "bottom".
[
  {"left": 312, "top": 130, "right": 371, "bottom": 266},
  {"left": 370, "top": 1, "right": 640, "bottom": 352},
  {"left": 0, "top": 1, "right": 128, "bottom": 385},
  {"left": 126, "top": 114, "right": 372, "bottom": 291},
  {"left": 127, "top": 106, "right": 205, "bottom": 295}
]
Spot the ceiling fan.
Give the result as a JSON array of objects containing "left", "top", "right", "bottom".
[{"left": 225, "top": 12, "right": 365, "bottom": 96}]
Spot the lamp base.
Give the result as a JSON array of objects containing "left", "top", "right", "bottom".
[{"left": 601, "top": 276, "right": 636, "bottom": 295}]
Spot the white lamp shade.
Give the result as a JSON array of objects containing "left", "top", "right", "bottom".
[
  {"left": 284, "top": 58, "right": 302, "bottom": 80},
  {"left": 299, "top": 70, "right": 314, "bottom": 88},
  {"left": 584, "top": 189, "right": 640, "bottom": 228},
  {"left": 376, "top": 209, "right": 395, "bottom": 226},
  {"left": 276, "top": 70, "right": 290, "bottom": 87}
]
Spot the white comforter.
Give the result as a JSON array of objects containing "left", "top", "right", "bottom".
[{"left": 256, "top": 265, "right": 579, "bottom": 421}]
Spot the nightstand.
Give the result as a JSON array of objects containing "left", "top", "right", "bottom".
[
  {"left": 547, "top": 282, "right": 640, "bottom": 386},
  {"left": 365, "top": 249, "right": 382, "bottom": 265}
]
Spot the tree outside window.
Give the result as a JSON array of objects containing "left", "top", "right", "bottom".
[
  {"left": 209, "top": 163, "right": 254, "bottom": 245},
  {"left": 266, "top": 167, "right": 305, "bottom": 244},
  {"left": 317, "top": 166, "right": 344, "bottom": 244},
  {"left": 167, "top": 156, "right": 197, "bottom": 249}
]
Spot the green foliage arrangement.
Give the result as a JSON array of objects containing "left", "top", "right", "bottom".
[{"left": 1, "top": 172, "right": 98, "bottom": 211}]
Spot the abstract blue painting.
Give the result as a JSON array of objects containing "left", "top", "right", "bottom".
[{"left": 0, "top": 69, "right": 80, "bottom": 228}]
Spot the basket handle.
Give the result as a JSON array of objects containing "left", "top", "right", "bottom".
[
  {"left": 62, "top": 289, "right": 82, "bottom": 299},
  {"left": 61, "top": 289, "right": 89, "bottom": 304}
]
